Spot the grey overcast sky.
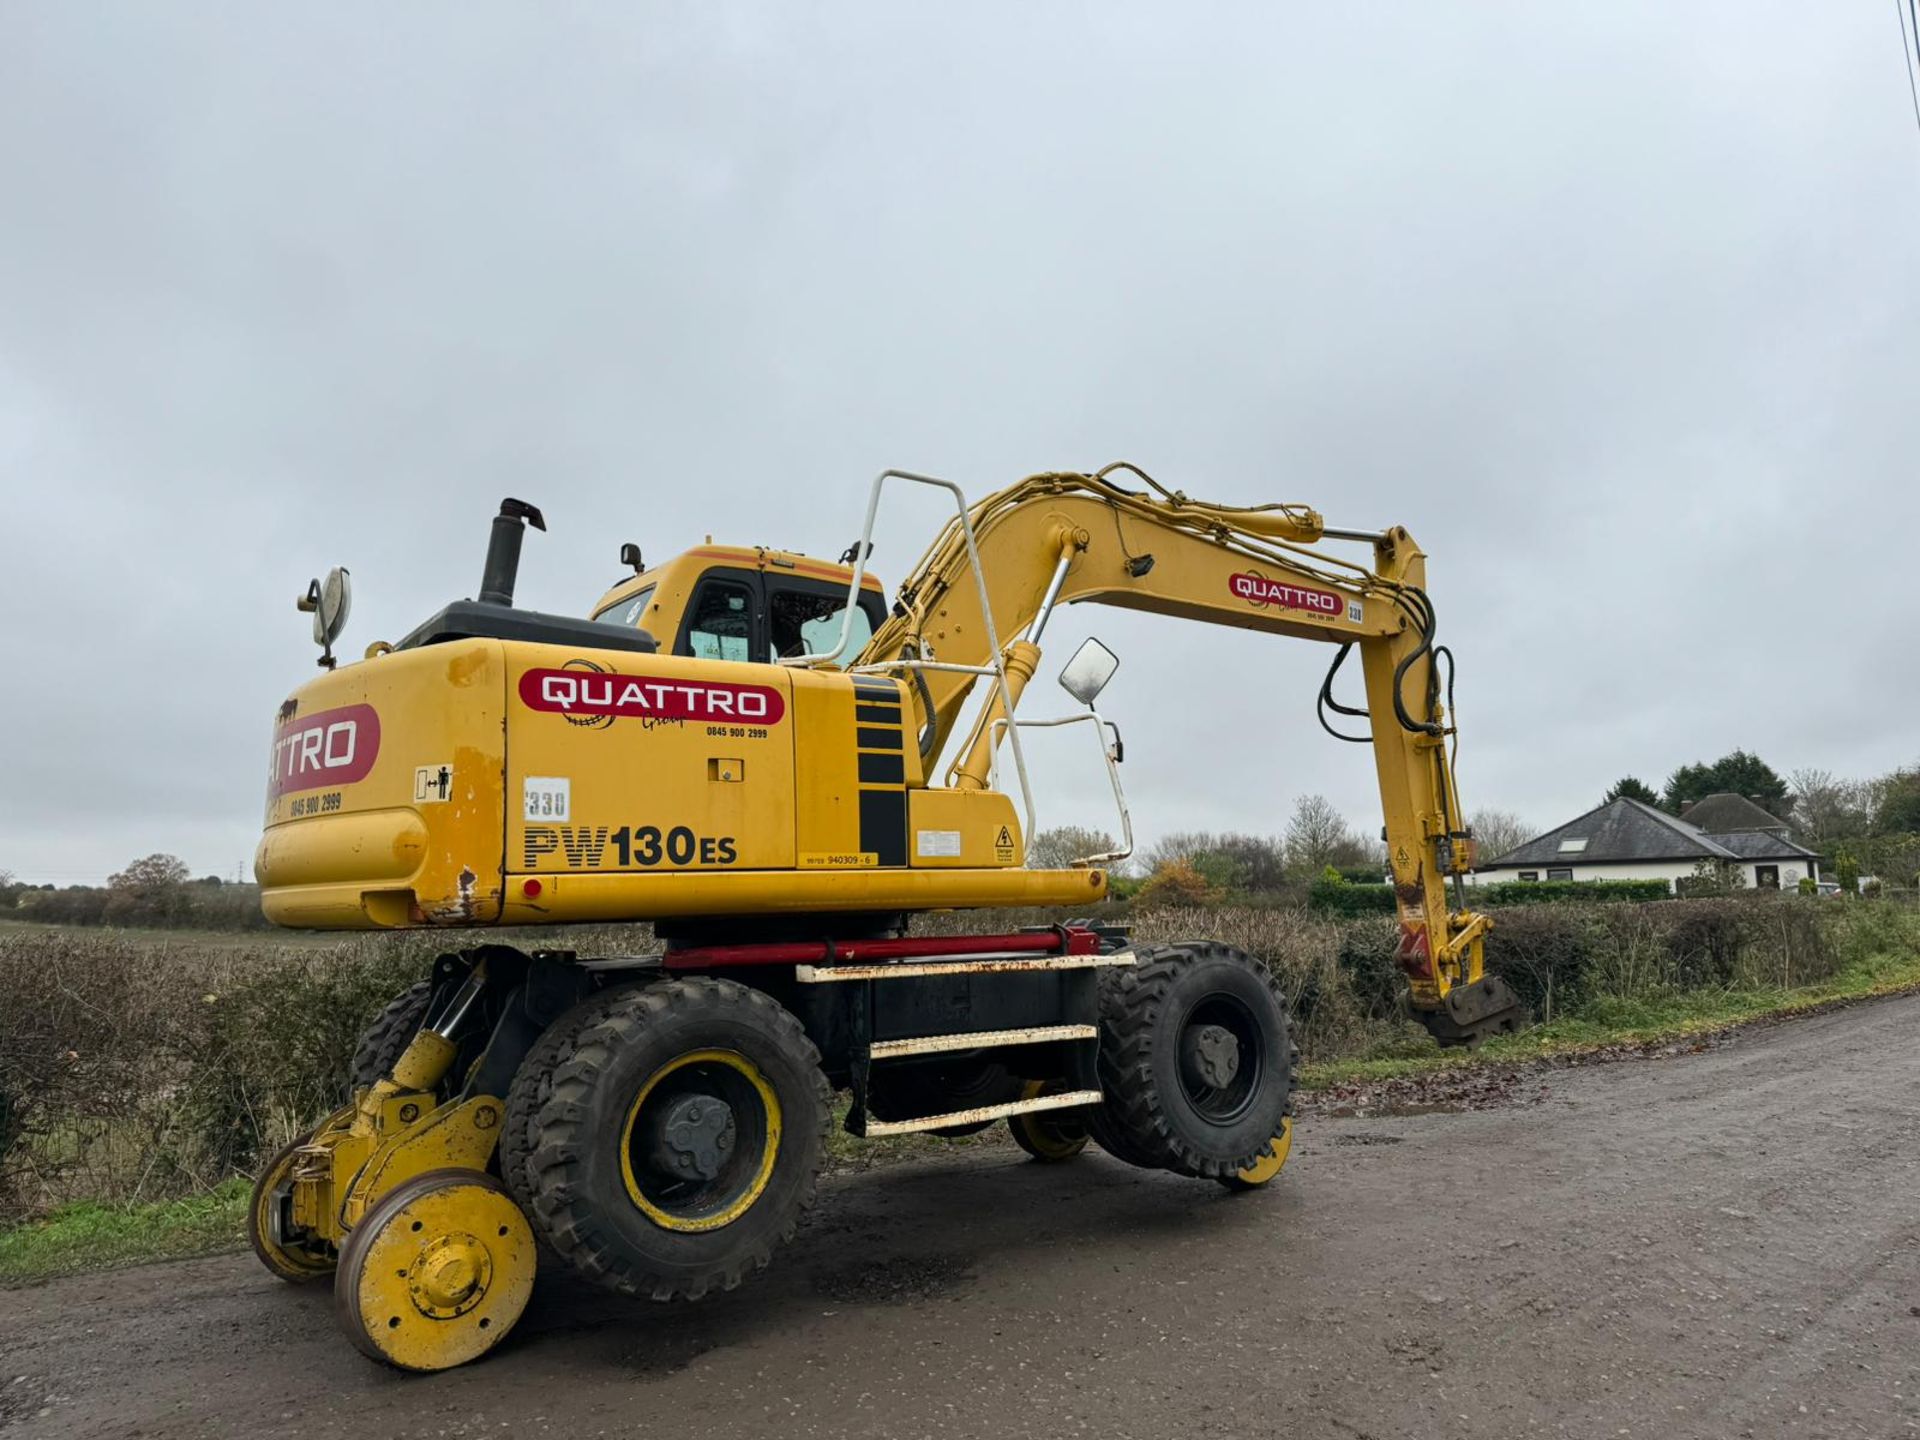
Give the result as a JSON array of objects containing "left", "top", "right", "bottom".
[{"left": 2, "top": 4, "right": 1917, "bottom": 884}]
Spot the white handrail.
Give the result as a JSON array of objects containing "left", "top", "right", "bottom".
[
  {"left": 782, "top": 469, "right": 1037, "bottom": 848},
  {"left": 989, "top": 711, "right": 1133, "bottom": 868}
]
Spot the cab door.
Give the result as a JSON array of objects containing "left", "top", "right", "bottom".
[{"left": 671, "top": 568, "right": 766, "bottom": 664}]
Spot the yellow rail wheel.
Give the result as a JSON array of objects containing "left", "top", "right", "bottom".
[
  {"left": 247, "top": 1131, "right": 335, "bottom": 1284},
  {"left": 1216, "top": 1119, "right": 1294, "bottom": 1192},
  {"left": 335, "top": 1169, "right": 535, "bottom": 1372},
  {"left": 525, "top": 977, "right": 832, "bottom": 1301},
  {"left": 1007, "top": 1081, "right": 1090, "bottom": 1162}
]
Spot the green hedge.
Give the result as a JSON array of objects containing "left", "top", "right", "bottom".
[
  {"left": 1307, "top": 880, "right": 1397, "bottom": 916},
  {"left": 1310, "top": 876, "right": 1671, "bottom": 915},
  {"left": 1477, "top": 879, "right": 1673, "bottom": 907}
]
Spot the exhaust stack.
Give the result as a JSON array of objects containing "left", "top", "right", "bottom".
[{"left": 478, "top": 498, "right": 547, "bottom": 607}]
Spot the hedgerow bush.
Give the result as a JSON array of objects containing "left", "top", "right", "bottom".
[
  {"left": 0, "top": 898, "right": 1911, "bottom": 1225},
  {"left": 0, "top": 931, "right": 436, "bottom": 1223},
  {"left": 1306, "top": 877, "right": 1398, "bottom": 917},
  {"left": 1477, "top": 879, "right": 1673, "bottom": 907}
]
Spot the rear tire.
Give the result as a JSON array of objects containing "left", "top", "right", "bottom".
[
  {"left": 1095, "top": 943, "right": 1295, "bottom": 1178},
  {"left": 526, "top": 977, "right": 832, "bottom": 1301},
  {"left": 349, "top": 981, "right": 432, "bottom": 1090}
]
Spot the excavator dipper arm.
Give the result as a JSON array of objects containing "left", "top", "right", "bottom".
[{"left": 852, "top": 464, "right": 1520, "bottom": 1043}]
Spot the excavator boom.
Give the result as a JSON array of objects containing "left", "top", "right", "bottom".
[{"left": 845, "top": 464, "right": 1516, "bottom": 1038}]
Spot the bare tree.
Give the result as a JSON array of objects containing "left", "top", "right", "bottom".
[
  {"left": 1142, "top": 830, "right": 1219, "bottom": 872},
  {"left": 1787, "top": 767, "right": 1874, "bottom": 843},
  {"left": 1285, "top": 794, "right": 1368, "bottom": 873},
  {"left": 1137, "top": 831, "right": 1287, "bottom": 895},
  {"left": 1467, "top": 808, "right": 1535, "bottom": 863}
]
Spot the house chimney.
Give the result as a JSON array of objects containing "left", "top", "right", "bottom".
[{"left": 1679, "top": 800, "right": 1695, "bottom": 817}]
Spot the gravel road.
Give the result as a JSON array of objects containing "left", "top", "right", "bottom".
[{"left": 3, "top": 993, "right": 1917, "bottom": 1440}]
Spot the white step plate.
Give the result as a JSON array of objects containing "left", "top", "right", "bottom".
[
  {"left": 866, "top": 1023, "right": 1098, "bottom": 1059},
  {"left": 798, "top": 948, "right": 1135, "bottom": 984},
  {"left": 859, "top": 1088, "right": 1103, "bottom": 1138}
]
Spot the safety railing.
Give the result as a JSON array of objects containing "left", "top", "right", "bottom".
[
  {"left": 989, "top": 712, "right": 1134, "bottom": 868},
  {"left": 781, "top": 469, "right": 1038, "bottom": 848}
]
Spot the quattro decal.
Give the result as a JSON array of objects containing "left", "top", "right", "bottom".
[
  {"left": 519, "top": 668, "right": 786, "bottom": 724},
  {"left": 269, "top": 703, "right": 380, "bottom": 799},
  {"left": 1229, "top": 571, "right": 1347, "bottom": 620}
]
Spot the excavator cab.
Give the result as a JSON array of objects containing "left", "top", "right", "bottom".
[{"left": 588, "top": 546, "right": 888, "bottom": 668}]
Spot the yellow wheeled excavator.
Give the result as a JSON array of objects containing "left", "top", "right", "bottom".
[{"left": 251, "top": 464, "right": 1519, "bottom": 1371}]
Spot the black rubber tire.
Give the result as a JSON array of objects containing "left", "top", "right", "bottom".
[
  {"left": 1085, "top": 967, "right": 1184, "bottom": 1170},
  {"left": 525, "top": 977, "right": 832, "bottom": 1302},
  {"left": 499, "top": 983, "right": 651, "bottom": 1214},
  {"left": 1094, "top": 942, "right": 1295, "bottom": 1179},
  {"left": 348, "top": 980, "right": 432, "bottom": 1090}
]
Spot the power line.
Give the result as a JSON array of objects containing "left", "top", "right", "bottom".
[{"left": 1898, "top": 0, "right": 1920, "bottom": 143}]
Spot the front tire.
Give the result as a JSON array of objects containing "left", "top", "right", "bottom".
[
  {"left": 525, "top": 977, "right": 832, "bottom": 1301},
  {"left": 349, "top": 981, "right": 432, "bottom": 1090},
  {"left": 1095, "top": 943, "right": 1295, "bottom": 1178}
]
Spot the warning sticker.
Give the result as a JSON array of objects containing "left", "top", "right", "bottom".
[
  {"left": 916, "top": 829, "right": 962, "bottom": 859},
  {"left": 414, "top": 763, "right": 454, "bottom": 805},
  {"left": 993, "top": 824, "right": 1017, "bottom": 865},
  {"left": 523, "top": 776, "right": 571, "bottom": 822}
]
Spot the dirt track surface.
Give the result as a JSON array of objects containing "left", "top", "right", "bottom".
[{"left": 5, "top": 994, "right": 1919, "bottom": 1440}]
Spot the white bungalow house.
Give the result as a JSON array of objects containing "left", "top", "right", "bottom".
[{"left": 1471, "top": 793, "right": 1821, "bottom": 893}]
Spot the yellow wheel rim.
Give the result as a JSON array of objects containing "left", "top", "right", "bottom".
[
  {"left": 618, "top": 1048, "right": 783, "bottom": 1234},
  {"left": 339, "top": 1174, "right": 535, "bottom": 1372},
  {"left": 1233, "top": 1119, "right": 1293, "bottom": 1186}
]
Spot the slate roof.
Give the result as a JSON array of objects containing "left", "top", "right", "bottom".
[
  {"left": 1481, "top": 797, "right": 1737, "bottom": 868},
  {"left": 1709, "top": 829, "right": 1820, "bottom": 862},
  {"left": 1678, "top": 792, "right": 1791, "bottom": 836}
]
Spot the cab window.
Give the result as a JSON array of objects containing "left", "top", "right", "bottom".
[
  {"left": 684, "top": 579, "right": 755, "bottom": 662},
  {"left": 768, "top": 582, "right": 881, "bottom": 663},
  {"left": 592, "top": 584, "right": 655, "bottom": 630}
]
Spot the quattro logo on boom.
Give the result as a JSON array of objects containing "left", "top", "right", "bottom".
[
  {"left": 1229, "top": 571, "right": 1344, "bottom": 618},
  {"left": 519, "top": 668, "right": 786, "bottom": 724}
]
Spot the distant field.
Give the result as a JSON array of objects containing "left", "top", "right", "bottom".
[{"left": 0, "top": 915, "right": 349, "bottom": 948}]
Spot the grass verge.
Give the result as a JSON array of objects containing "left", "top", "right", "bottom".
[
  {"left": 1300, "top": 945, "right": 1920, "bottom": 1089},
  {"left": 0, "top": 1179, "right": 249, "bottom": 1285}
]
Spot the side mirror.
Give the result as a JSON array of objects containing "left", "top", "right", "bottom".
[{"left": 1058, "top": 637, "right": 1120, "bottom": 707}]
